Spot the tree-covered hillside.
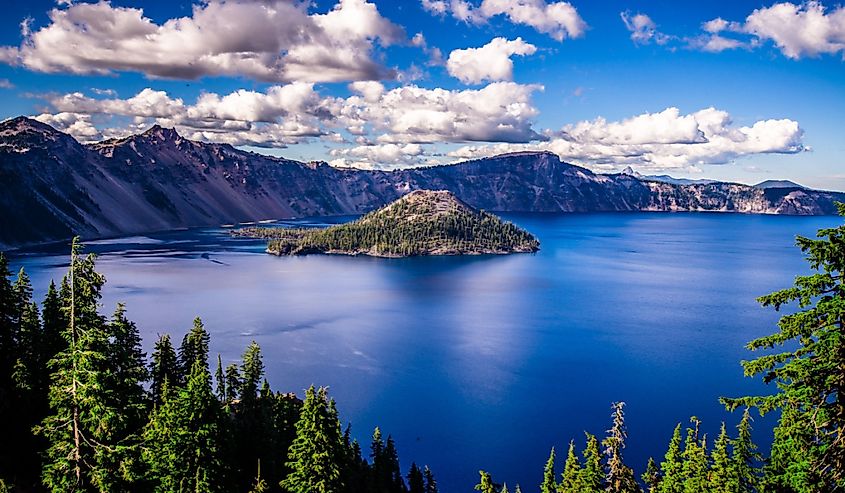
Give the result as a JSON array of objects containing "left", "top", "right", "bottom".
[{"left": 235, "top": 190, "right": 540, "bottom": 257}]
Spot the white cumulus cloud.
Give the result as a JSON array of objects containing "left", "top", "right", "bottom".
[
  {"left": 446, "top": 37, "right": 537, "bottom": 84},
  {"left": 0, "top": 0, "right": 404, "bottom": 83},
  {"left": 421, "top": 0, "right": 586, "bottom": 41}
]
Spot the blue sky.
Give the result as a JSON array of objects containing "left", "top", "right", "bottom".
[{"left": 1, "top": 0, "right": 843, "bottom": 189}]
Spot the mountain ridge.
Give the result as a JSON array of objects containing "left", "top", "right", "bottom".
[{"left": 1, "top": 117, "right": 843, "bottom": 249}]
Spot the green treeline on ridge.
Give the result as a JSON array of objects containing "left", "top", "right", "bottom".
[{"left": 233, "top": 190, "right": 540, "bottom": 257}]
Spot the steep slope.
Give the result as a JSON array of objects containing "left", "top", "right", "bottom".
[
  {"left": 238, "top": 190, "right": 540, "bottom": 257},
  {"left": 1, "top": 118, "right": 844, "bottom": 249}
]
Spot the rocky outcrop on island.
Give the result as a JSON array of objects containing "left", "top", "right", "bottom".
[
  {"left": 236, "top": 190, "right": 540, "bottom": 257},
  {"left": 1, "top": 116, "right": 844, "bottom": 249}
]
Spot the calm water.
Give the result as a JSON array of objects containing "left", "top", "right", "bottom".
[{"left": 8, "top": 213, "right": 840, "bottom": 492}]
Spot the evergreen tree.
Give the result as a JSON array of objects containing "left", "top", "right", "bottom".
[
  {"left": 240, "top": 340, "right": 264, "bottom": 404},
  {"left": 540, "top": 447, "right": 557, "bottom": 493},
  {"left": 476, "top": 471, "right": 496, "bottom": 493},
  {"left": 144, "top": 358, "right": 225, "bottom": 493},
  {"left": 680, "top": 418, "right": 707, "bottom": 493},
  {"left": 150, "top": 333, "right": 179, "bottom": 406},
  {"left": 642, "top": 458, "right": 661, "bottom": 493},
  {"left": 179, "top": 316, "right": 210, "bottom": 376},
  {"left": 215, "top": 354, "right": 225, "bottom": 402},
  {"left": 281, "top": 385, "right": 345, "bottom": 493},
  {"left": 721, "top": 203, "right": 845, "bottom": 489},
  {"left": 0, "top": 254, "right": 16, "bottom": 485},
  {"left": 41, "top": 280, "right": 67, "bottom": 368},
  {"left": 581, "top": 433, "right": 604, "bottom": 492},
  {"left": 225, "top": 363, "right": 241, "bottom": 403},
  {"left": 36, "top": 238, "right": 121, "bottom": 492},
  {"left": 603, "top": 402, "right": 640, "bottom": 492},
  {"left": 423, "top": 465, "right": 438, "bottom": 493},
  {"left": 709, "top": 424, "right": 730, "bottom": 493},
  {"left": 561, "top": 440, "right": 581, "bottom": 493},
  {"left": 658, "top": 425, "right": 683, "bottom": 493},
  {"left": 727, "top": 409, "right": 759, "bottom": 493},
  {"left": 408, "top": 463, "right": 425, "bottom": 493}
]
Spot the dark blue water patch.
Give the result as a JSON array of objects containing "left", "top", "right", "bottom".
[{"left": 6, "top": 212, "right": 840, "bottom": 492}]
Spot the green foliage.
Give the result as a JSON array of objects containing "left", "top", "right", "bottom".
[
  {"left": 282, "top": 385, "right": 345, "bottom": 493},
  {"left": 408, "top": 463, "right": 425, "bottom": 493},
  {"left": 143, "top": 359, "right": 226, "bottom": 493},
  {"left": 680, "top": 418, "right": 707, "bottom": 493},
  {"left": 708, "top": 424, "right": 730, "bottom": 493},
  {"left": 179, "top": 316, "right": 210, "bottom": 376},
  {"left": 476, "top": 470, "right": 496, "bottom": 493},
  {"left": 560, "top": 440, "right": 581, "bottom": 493},
  {"left": 727, "top": 410, "right": 759, "bottom": 493},
  {"left": 580, "top": 433, "right": 604, "bottom": 492},
  {"left": 540, "top": 447, "right": 557, "bottom": 493},
  {"left": 721, "top": 204, "right": 845, "bottom": 489},
  {"left": 658, "top": 425, "right": 683, "bottom": 493},
  {"left": 642, "top": 458, "right": 660, "bottom": 493},
  {"left": 150, "top": 333, "right": 179, "bottom": 406}
]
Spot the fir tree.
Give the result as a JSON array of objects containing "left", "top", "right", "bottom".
[
  {"left": 281, "top": 386, "right": 345, "bottom": 493},
  {"left": 150, "top": 333, "right": 179, "bottom": 406},
  {"left": 561, "top": 440, "right": 581, "bottom": 493},
  {"left": 41, "top": 280, "right": 67, "bottom": 367},
  {"left": 658, "top": 424, "right": 683, "bottom": 493},
  {"left": 240, "top": 340, "right": 264, "bottom": 404},
  {"left": 144, "top": 358, "right": 225, "bottom": 493},
  {"left": 721, "top": 203, "right": 845, "bottom": 489},
  {"left": 408, "top": 463, "right": 425, "bottom": 493},
  {"left": 476, "top": 471, "right": 496, "bottom": 493},
  {"left": 603, "top": 402, "right": 640, "bottom": 492},
  {"left": 540, "top": 447, "right": 557, "bottom": 493},
  {"left": 423, "top": 465, "right": 438, "bottom": 493},
  {"left": 179, "top": 316, "right": 210, "bottom": 376},
  {"left": 709, "top": 424, "right": 730, "bottom": 493},
  {"left": 680, "top": 418, "right": 707, "bottom": 493},
  {"left": 215, "top": 354, "right": 225, "bottom": 402},
  {"left": 728, "top": 409, "right": 759, "bottom": 493},
  {"left": 225, "top": 363, "right": 241, "bottom": 403},
  {"left": 581, "top": 433, "right": 604, "bottom": 492},
  {"left": 36, "top": 238, "right": 119, "bottom": 492},
  {"left": 0, "top": 254, "right": 16, "bottom": 484},
  {"left": 642, "top": 458, "right": 661, "bottom": 493}
]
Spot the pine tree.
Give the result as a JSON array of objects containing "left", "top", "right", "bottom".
[
  {"left": 561, "top": 440, "right": 581, "bottom": 493},
  {"left": 721, "top": 203, "right": 845, "bottom": 489},
  {"left": 423, "top": 465, "right": 438, "bottom": 493},
  {"left": 581, "top": 433, "right": 604, "bottom": 492},
  {"left": 658, "top": 424, "right": 683, "bottom": 493},
  {"left": 225, "top": 362, "right": 241, "bottom": 402},
  {"left": 708, "top": 423, "right": 730, "bottom": 493},
  {"left": 642, "top": 458, "right": 661, "bottom": 493},
  {"left": 603, "top": 402, "right": 640, "bottom": 492},
  {"left": 680, "top": 418, "right": 707, "bottom": 493},
  {"left": 95, "top": 303, "right": 149, "bottom": 490},
  {"left": 144, "top": 358, "right": 226, "bottom": 493},
  {"left": 240, "top": 340, "right": 264, "bottom": 404},
  {"left": 41, "top": 280, "right": 66, "bottom": 367},
  {"left": 36, "top": 238, "right": 119, "bottom": 492},
  {"left": 727, "top": 409, "right": 759, "bottom": 493},
  {"left": 179, "top": 316, "right": 210, "bottom": 376},
  {"left": 150, "top": 333, "right": 179, "bottom": 406},
  {"left": 384, "top": 435, "right": 407, "bottom": 493},
  {"left": 215, "top": 354, "right": 226, "bottom": 402},
  {"left": 0, "top": 254, "right": 16, "bottom": 484},
  {"left": 475, "top": 471, "right": 496, "bottom": 493},
  {"left": 282, "top": 386, "right": 345, "bottom": 493},
  {"left": 408, "top": 463, "right": 425, "bottom": 493},
  {"left": 540, "top": 447, "right": 557, "bottom": 493}
]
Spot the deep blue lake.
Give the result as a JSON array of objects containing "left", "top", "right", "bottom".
[{"left": 8, "top": 212, "right": 840, "bottom": 492}]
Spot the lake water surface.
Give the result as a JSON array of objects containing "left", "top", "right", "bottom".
[{"left": 8, "top": 212, "right": 840, "bottom": 491}]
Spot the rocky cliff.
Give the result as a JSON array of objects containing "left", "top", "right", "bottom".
[{"left": 1, "top": 117, "right": 842, "bottom": 249}]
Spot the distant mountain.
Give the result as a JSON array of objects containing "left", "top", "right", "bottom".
[
  {"left": 237, "top": 190, "right": 540, "bottom": 257},
  {"left": 754, "top": 179, "right": 806, "bottom": 189},
  {"left": 619, "top": 166, "right": 716, "bottom": 186},
  {"left": 2, "top": 117, "right": 844, "bottom": 249}
]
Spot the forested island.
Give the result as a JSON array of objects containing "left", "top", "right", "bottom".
[
  {"left": 1, "top": 206, "right": 844, "bottom": 492},
  {"left": 233, "top": 190, "right": 540, "bottom": 257}
]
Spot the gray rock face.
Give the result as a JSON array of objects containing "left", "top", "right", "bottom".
[{"left": 1, "top": 118, "right": 843, "bottom": 249}]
